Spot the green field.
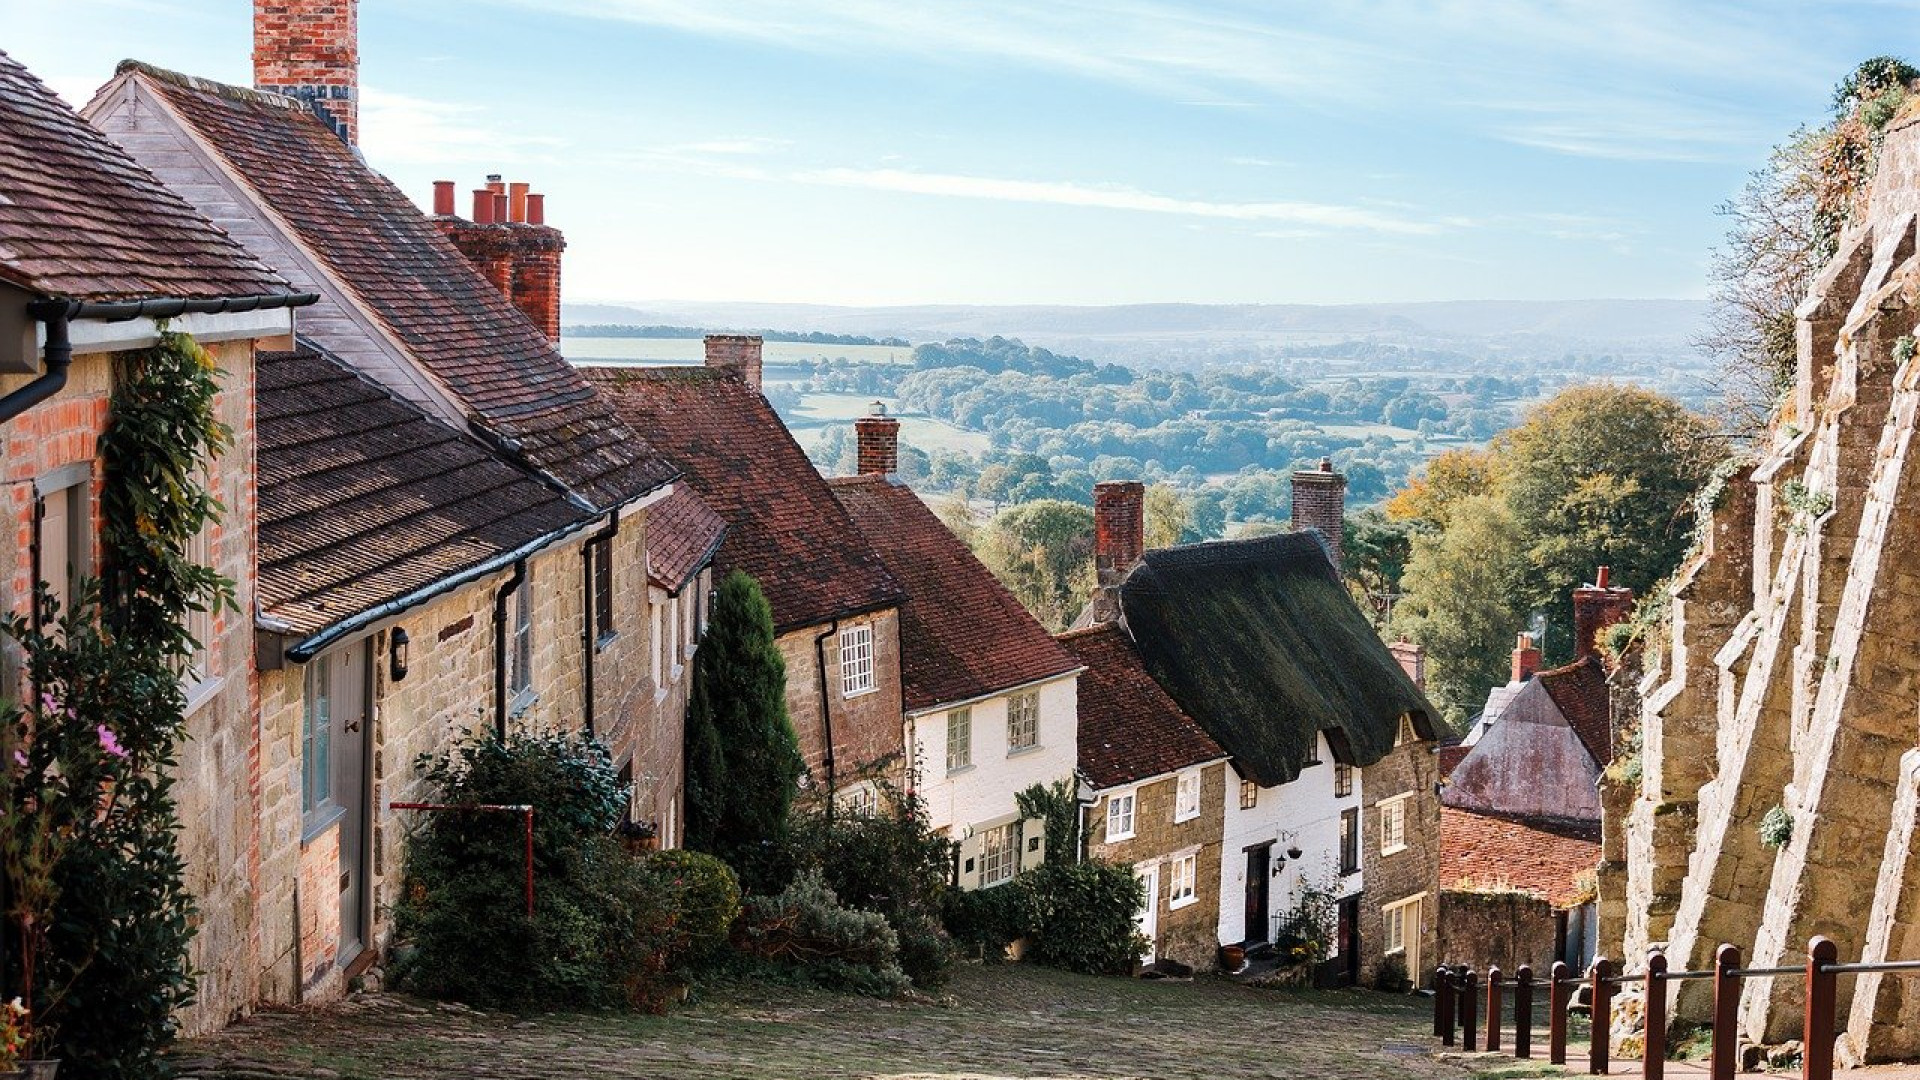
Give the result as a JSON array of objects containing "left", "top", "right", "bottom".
[{"left": 561, "top": 335, "right": 911, "bottom": 368}]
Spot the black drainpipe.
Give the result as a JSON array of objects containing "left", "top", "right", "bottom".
[
  {"left": 0, "top": 305, "right": 72, "bottom": 426},
  {"left": 493, "top": 560, "right": 527, "bottom": 738},
  {"left": 581, "top": 512, "right": 619, "bottom": 737},
  {"left": 813, "top": 620, "right": 839, "bottom": 824}
]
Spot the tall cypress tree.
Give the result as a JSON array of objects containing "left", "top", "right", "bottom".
[{"left": 683, "top": 571, "right": 802, "bottom": 884}]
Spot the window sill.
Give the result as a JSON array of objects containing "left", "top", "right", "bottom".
[
  {"left": 1380, "top": 843, "right": 1407, "bottom": 857},
  {"left": 1173, "top": 810, "right": 1199, "bottom": 824},
  {"left": 946, "top": 763, "right": 975, "bottom": 777},
  {"left": 595, "top": 631, "right": 619, "bottom": 654},
  {"left": 842, "top": 685, "right": 879, "bottom": 700},
  {"left": 1340, "top": 866, "right": 1360, "bottom": 877},
  {"left": 301, "top": 804, "right": 345, "bottom": 846},
  {"left": 181, "top": 674, "right": 226, "bottom": 717},
  {"left": 1169, "top": 895, "right": 1198, "bottom": 911},
  {"left": 1385, "top": 945, "right": 1407, "bottom": 956},
  {"left": 671, "top": 663, "right": 685, "bottom": 681},
  {"left": 1006, "top": 743, "right": 1043, "bottom": 758},
  {"left": 1106, "top": 830, "right": 1136, "bottom": 844}
]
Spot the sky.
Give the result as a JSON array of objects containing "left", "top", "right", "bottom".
[{"left": 5, "top": 1, "right": 1917, "bottom": 306}]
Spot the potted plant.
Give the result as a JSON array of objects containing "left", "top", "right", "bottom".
[{"left": 0, "top": 997, "right": 27, "bottom": 1079}]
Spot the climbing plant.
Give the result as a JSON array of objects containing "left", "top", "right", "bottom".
[{"left": 3, "top": 329, "right": 233, "bottom": 1079}]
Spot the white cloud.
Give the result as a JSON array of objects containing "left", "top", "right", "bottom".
[{"left": 358, "top": 87, "right": 565, "bottom": 167}]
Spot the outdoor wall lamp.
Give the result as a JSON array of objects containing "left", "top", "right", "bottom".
[{"left": 390, "top": 626, "right": 410, "bottom": 682}]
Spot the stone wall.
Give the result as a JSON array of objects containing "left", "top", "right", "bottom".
[
  {"left": 1088, "top": 762, "right": 1228, "bottom": 970},
  {"left": 778, "top": 610, "right": 906, "bottom": 793},
  {"left": 1362, "top": 735, "right": 1440, "bottom": 985},
  {"left": 1438, "top": 890, "right": 1561, "bottom": 973}
]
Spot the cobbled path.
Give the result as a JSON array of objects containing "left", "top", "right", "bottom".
[{"left": 169, "top": 964, "right": 1483, "bottom": 1080}]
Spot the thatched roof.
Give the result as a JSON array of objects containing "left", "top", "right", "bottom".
[{"left": 1118, "top": 531, "right": 1437, "bottom": 787}]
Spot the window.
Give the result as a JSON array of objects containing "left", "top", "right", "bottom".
[
  {"left": 1334, "top": 762, "right": 1354, "bottom": 798},
  {"left": 1379, "top": 794, "right": 1410, "bottom": 855},
  {"left": 1174, "top": 771, "right": 1201, "bottom": 822},
  {"left": 1168, "top": 853, "right": 1197, "bottom": 909},
  {"left": 683, "top": 585, "right": 697, "bottom": 659},
  {"left": 302, "top": 654, "right": 334, "bottom": 825},
  {"left": 1384, "top": 899, "right": 1409, "bottom": 953},
  {"left": 1106, "top": 791, "right": 1137, "bottom": 841},
  {"left": 1383, "top": 894, "right": 1425, "bottom": 973},
  {"left": 1239, "top": 779, "right": 1258, "bottom": 810},
  {"left": 1340, "top": 807, "right": 1360, "bottom": 875},
  {"left": 946, "top": 707, "right": 972, "bottom": 772},
  {"left": 844, "top": 785, "right": 877, "bottom": 816},
  {"left": 590, "top": 537, "right": 614, "bottom": 647},
  {"left": 650, "top": 598, "right": 664, "bottom": 688},
  {"left": 1006, "top": 690, "right": 1039, "bottom": 750},
  {"left": 668, "top": 593, "right": 683, "bottom": 674},
  {"left": 33, "top": 464, "right": 91, "bottom": 628},
  {"left": 839, "top": 624, "right": 875, "bottom": 697},
  {"left": 1303, "top": 736, "right": 1322, "bottom": 766},
  {"left": 508, "top": 575, "right": 532, "bottom": 703},
  {"left": 979, "top": 822, "right": 1019, "bottom": 888},
  {"left": 182, "top": 522, "right": 214, "bottom": 690}
]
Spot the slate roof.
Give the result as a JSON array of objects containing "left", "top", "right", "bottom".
[
  {"left": 1537, "top": 655, "right": 1615, "bottom": 767},
  {"left": 1058, "top": 623, "right": 1227, "bottom": 790},
  {"left": 645, "top": 483, "right": 727, "bottom": 592},
  {"left": 0, "top": 50, "right": 289, "bottom": 301},
  {"left": 124, "top": 62, "right": 673, "bottom": 509},
  {"left": 586, "top": 365, "right": 905, "bottom": 633},
  {"left": 830, "top": 475, "right": 1079, "bottom": 712},
  {"left": 1439, "top": 807, "right": 1601, "bottom": 909},
  {"left": 257, "top": 342, "right": 590, "bottom": 637},
  {"left": 1117, "top": 531, "right": 1437, "bottom": 788}
]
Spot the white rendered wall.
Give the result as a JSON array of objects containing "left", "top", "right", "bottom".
[
  {"left": 911, "top": 674, "right": 1078, "bottom": 838},
  {"left": 1216, "top": 732, "right": 1365, "bottom": 946}
]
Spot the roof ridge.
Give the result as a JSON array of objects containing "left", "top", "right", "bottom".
[{"left": 117, "top": 60, "right": 307, "bottom": 112}]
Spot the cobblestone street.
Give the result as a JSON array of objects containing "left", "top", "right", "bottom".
[{"left": 170, "top": 964, "right": 1480, "bottom": 1080}]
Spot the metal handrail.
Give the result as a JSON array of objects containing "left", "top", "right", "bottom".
[{"left": 1821, "top": 959, "right": 1920, "bottom": 975}]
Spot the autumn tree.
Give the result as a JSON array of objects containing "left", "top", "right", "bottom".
[
  {"left": 974, "top": 499, "right": 1095, "bottom": 631},
  {"left": 1390, "top": 495, "right": 1530, "bottom": 725},
  {"left": 1143, "top": 483, "right": 1189, "bottom": 549}
]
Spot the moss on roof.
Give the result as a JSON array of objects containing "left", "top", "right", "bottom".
[{"left": 1118, "top": 531, "right": 1436, "bottom": 787}]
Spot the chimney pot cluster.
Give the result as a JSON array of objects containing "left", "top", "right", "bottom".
[
  {"left": 433, "top": 175, "right": 566, "bottom": 343},
  {"left": 1571, "top": 565, "right": 1634, "bottom": 663}
]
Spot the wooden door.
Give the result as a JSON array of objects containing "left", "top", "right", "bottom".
[
  {"left": 1338, "top": 895, "right": 1361, "bottom": 985},
  {"left": 1244, "top": 844, "right": 1272, "bottom": 943},
  {"left": 330, "top": 642, "right": 371, "bottom": 963}
]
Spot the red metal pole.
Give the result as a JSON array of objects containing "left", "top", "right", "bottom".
[
  {"left": 1803, "top": 937, "right": 1837, "bottom": 1080},
  {"left": 1551, "top": 960, "right": 1571, "bottom": 1065},
  {"left": 1462, "top": 968, "right": 1479, "bottom": 1051},
  {"left": 1591, "top": 957, "right": 1615, "bottom": 1075},
  {"left": 1516, "top": 965, "right": 1534, "bottom": 1059},
  {"left": 1712, "top": 944, "right": 1741, "bottom": 1080},
  {"left": 1644, "top": 951, "right": 1668, "bottom": 1080},
  {"left": 1487, "top": 964, "right": 1504, "bottom": 1053}
]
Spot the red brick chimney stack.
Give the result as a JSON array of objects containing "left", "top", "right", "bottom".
[
  {"left": 704, "top": 335, "right": 764, "bottom": 390},
  {"left": 1093, "top": 480, "right": 1146, "bottom": 587},
  {"left": 854, "top": 402, "right": 900, "bottom": 476},
  {"left": 1572, "top": 565, "right": 1634, "bottom": 661},
  {"left": 1390, "top": 639, "right": 1427, "bottom": 690},
  {"left": 1291, "top": 456, "right": 1348, "bottom": 570},
  {"left": 253, "top": 0, "right": 359, "bottom": 144},
  {"left": 431, "top": 176, "right": 566, "bottom": 344},
  {"left": 1511, "top": 633, "right": 1541, "bottom": 683}
]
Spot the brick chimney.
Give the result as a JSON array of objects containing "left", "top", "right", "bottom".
[
  {"left": 1511, "top": 633, "right": 1541, "bottom": 684},
  {"left": 254, "top": 0, "right": 359, "bottom": 144},
  {"left": 1093, "top": 481, "right": 1145, "bottom": 587},
  {"left": 1291, "top": 457, "right": 1347, "bottom": 570},
  {"left": 429, "top": 177, "right": 566, "bottom": 344},
  {"left": 704, "top": 334, "right": 764, "bottom": 390},
  {"left": 854, "top": 402, "right": 900, "bottom": 476},
  {"left": 1390, "top": 639, "right": 1426, "bottom": 690},
  {"left": 1572, "top": 565, "right": 1635, "bottom": 662}
]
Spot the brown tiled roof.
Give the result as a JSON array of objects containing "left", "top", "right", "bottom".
[
  {"left": 586, "top": 366, "right": 904, "bottom": 633},
  {"left": 1058, "top": 623, "right": 1226, "bottom": 790},
  {"left": 0, "top": 50, "right": 288, "bottom": 301},
  {"left": 258, "top": 343, "right": 590, "bottom": 637},
  {"left": 646, "top": 484, "right": 727, "bottom": 592},
  {"left": 830, "top": 475, "right": 1080, "bottom": 711},
  {"left": 126, "top": 63, "right": 673, "bottom": 509},
  {"left": 1440, "top": 807, "right": 1601, "bottom": 909},
  {"left": 1537, "top": 654, "right": 1614, "bottom": 767}
]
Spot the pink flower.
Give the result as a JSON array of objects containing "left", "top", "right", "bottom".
[
  {"left": 10, "top": 751, "right": 23, "bottom": 769},
  {"left": 97, "top": 726, "right": 128, "bottom": 759}
]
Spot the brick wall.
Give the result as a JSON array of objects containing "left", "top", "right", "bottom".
[
  {"left": 1087, "top": 763, "right": 1228, "bottom": 970},
  {"left": 1361, "top": 736, "right": 1440, "bottom": 984},
  {"left": 1571, "top": 580, "right": 1634, "bottom": 661},
  {"left": 778, "top": 610, "right": 906, "bottom": 793},
  {"left": 430, "top": 210, "right": 566, "bottom": 344},
  {"left": 1290, "top": 460, "right": 1347, "bottom": 570},
  {"left": 253, "top": 0, "right": 359, "bottom": 143}
]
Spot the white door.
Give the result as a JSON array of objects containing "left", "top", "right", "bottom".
[{"left": 1137, "top": 864, "right": 1160, "bottom": 964}]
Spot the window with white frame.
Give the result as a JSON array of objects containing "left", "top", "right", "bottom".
[
  {"left": 1106, "top": 790, "right": 1136, "bottom": 841},
  {"left": 946, "top": 707, "right": 972, "bottom": 772},
  {"left": 301, "top": 654, "right": 334, "bottom": 827},
  {"left": 650, "top": 598, "right": 664, "bottom": 688},
  {"left": 34, "top": 463, "right": 91, "bottom": 630},
  {"left": 979, "top": 822, "right": 1019, "bottom": 888},
  {"left": 508, "top": 574, "right": 533, "bottom": 702},
  {"left": 1239, "top": 779, "right": 1258, "bottom": 810},
  {"left": 839, "top": 624, "right": 875, "bottom": 697},
  {"left": 1334, "top": 762, "right": 1354, "bottom": 798},
  {"left": 1006, "top": 690, "right": 1038, "bottom": 750},
  {"left": 182, "top": 522, "right": 214, "bottom": 691},
  {"left": 1384, "top": 898, "right": 1410, "bottom": 953},
  {"left": 844, "top": 784, "right": 877, "bottom": 816},
  {"left": 1383, "top": 895, "right": 1424, "bottom": 973},
  {"left": 1174, "top": 771, "right": 1201, "bottom": 822},
  {"left": 1168, "top": 853, "right": 1197, "bottom": 909},
  {"left": 1379, "top": 794, "right": 1410, "bottom": 855},
  {"left": 682, "top": 585, "right": 697, "bottom": 659}
]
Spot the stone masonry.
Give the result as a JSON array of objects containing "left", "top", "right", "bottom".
[
  {"left": 1362, "top": 734, "right": 1440, "bottom": 985},
  {"left": 1087, "top": 762, "right": 1229, "bottom": 971}
]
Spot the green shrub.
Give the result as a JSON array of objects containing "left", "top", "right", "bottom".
[
  {"left": 1759, "top": 804, "right": 1793, "bottom": 849},
  {"left": 732, "top": 870, "right": 912, "bottom": 997},
  {"left": 942, "top": 876, "right": 1040, "bottom": 958},
  {"left": 1021, "top": 860, "right": 1148, "bottom": 976},
  {"left": 1015, "top": 779, "right": 1080, "bottom": 863},
  {"left": 636, "top": 848, "right": 740, "bottom": 968},
  {"left": 1375, "top": 952, "right": 1411, "bottom": 993}
]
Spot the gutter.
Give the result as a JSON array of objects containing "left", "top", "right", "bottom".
[
  {"left": 814, "top": 619, "right": 839, "bottom": 823},
  {"left": 581, "top": 512, "right": 618, "bottom": 737},
  {"left": 492, "top": 560, "right": 528, "bottom": 739}
]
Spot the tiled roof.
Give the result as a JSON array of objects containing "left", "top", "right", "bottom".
[
  {"left": 1438, "top": 743, "right": 1470, "bottom": 779},
  {"left": 1537, "top": 655, "right": 1614, "bottom": 767},
  {"left": 0, "top": 50, "right": 288, "bottom": 301},
  {"left": 586, "top": 366, "right": 904, "bottom": 632},
  {"left": 830, "top": 475, "right": 1080, "bottom": 711},
  {"left": 1440, "top": 807, "right": 1601, "bottom": 909},
  {"left": 1118, "top": 532, "right": 1437, "bottom": 787},
  {"left": 1058, "top": 623, "right": 1226, "bottom": 790},
  {"left": 126, "top": 63, "right": 673, "bottom": 509},
  {"left": 257, "top": 342, "right": 590, "bottom": 637},
  {"left": 645, "top": 484, "right": 727, "bottom": 592}
]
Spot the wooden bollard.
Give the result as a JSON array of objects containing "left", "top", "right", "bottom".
[
  {"left": 1550, "top": 960, "right": 1571, "bottom": 1065},
  {"left": 1435, "top": 966, "right": 1454, "bottom": 1042},
  {"left": 1802, "top": 937, "right": 1838, "bottom": 1080},
  {"left": 1515, "top": 965, "right": 1534, "bottom": 1059},
  {"left": 1711, "top": 944, "right": 1741, "bottom": 1080},
  {"left": 1590, "top": 957, "right": 1615, "bottom": 1075},
  {"left": 1486, "top": 965, "right": 1504, "bottom": 1053},
  {"left": 1644, "top": 951, "right": 1668, "bottom": 1080},
  {"left": 1461, "top": 968, "right": 1479, "bottom": 1052}
]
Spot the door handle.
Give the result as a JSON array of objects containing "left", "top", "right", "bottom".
[{"left": 344, "top": 719, "right": 361, "bottom": 733}]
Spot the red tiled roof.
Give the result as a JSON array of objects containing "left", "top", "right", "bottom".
[
  {"left": 646, "top": 483, "right": 727, "bottom": 592},
  {"left": 1537, "top": 654, "right": 1614, "bottom": 767},
  {"left": 586, "top": 366, "right": 904, "bottom": 633},
  {"left": 0, "top": 50, "right": 289, "bottom": 301},
  {"left": 1439, "top": 807, "right": 1601, "bottom": 909},
  {"left": 257, "top": 343, "right": 589, "bottom": 636},
  {"left": 830, "top": 475, "right": 1080, "bottom": 711},
  {"left": 1058, "top": 623, "right": 1226, "bottom": 790},
  {"left": 126, "top": 63, "right": 673, "bottom": 510}
]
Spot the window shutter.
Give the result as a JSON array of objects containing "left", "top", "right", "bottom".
[
  {"left": 956, "top": 830, "right": 985, "bottom": 891},
  {"left": 1021, "top": 816, "right": 1047, "bottom": 870}
]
